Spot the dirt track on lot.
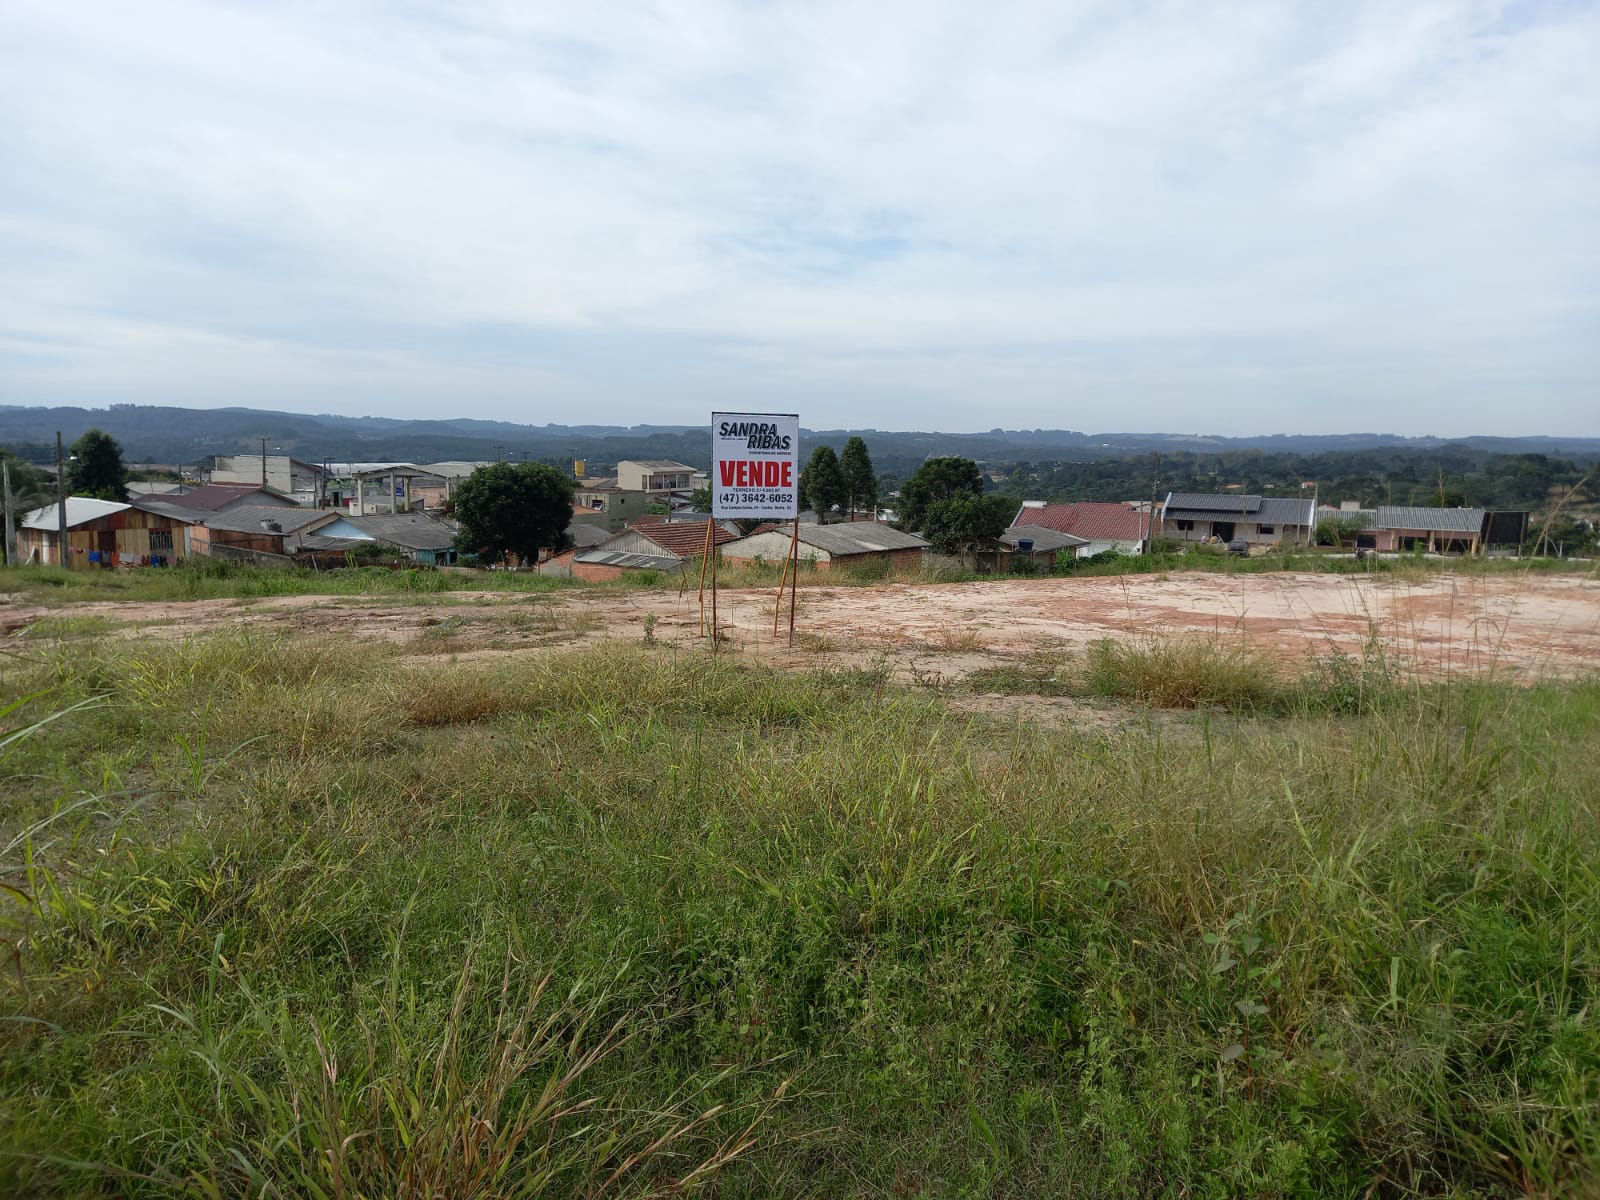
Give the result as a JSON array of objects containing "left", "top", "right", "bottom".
[{"left": 5, "top": 571, "right": 1599, "bottom": 684}]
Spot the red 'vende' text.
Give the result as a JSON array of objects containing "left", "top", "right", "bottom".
[{"left": 718, "top": 460, "right": 794, "bottom": 489}]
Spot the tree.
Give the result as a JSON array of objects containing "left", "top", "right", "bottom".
[
  {"left": 688, "top": 484, "right": 712, "bottom": 513},
  {"left": 801, "top": 445, "right": 845, "bottom": 522},
  {"left": 66, "top": 429, "right": 128, "bottom": 501},
  {"left": 1314, "top": 515, "right": 1370, "bottom": 547},
  {"left": 450, "top": 462, "right": 576, "bottom": 565},
  {"left": 895, "top": 456, "right": 983, "bottom": 532},
  {"left": 920, "top": 493, "right": 1016, "bottom": 566},
  {"left": 840, "top": 436, "right": 877, "bottom": 518},
  {"left": 1, "top": 451, "right": 50, "bottom": 510}
]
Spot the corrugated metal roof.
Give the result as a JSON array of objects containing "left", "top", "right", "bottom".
[
  {"left": 297, "top": 535, "right": 365, "bottom": 552},
  {"left": 1256, "top": 498, "right": 1315, "bottom": 525},
  {"left": 129, "top": 497, "right": 212, "bottom": 523},
  {"left": 621, "top": 459, "right": 695, "bottom": 472},
  {"left": 1163, "top": 497, "right": 1314, "bottom": 526},
  {"left": 340, "top": 512, "right": 459, "bottom": 551},
  {"left": 797, "top": 523, "right": 928, "bottom": 555},
  {"left": 1164, "top": 492, "right": 1262, "bottom": 513},
  {"left": 568, "top": 522, "right": 610, "bottom": 548},
  {"left": 1374, "top": 506, "right": 1486, "bottom": 533},
  {"left": 20, "top": 497, "right": 130, "bottom": 531},
  {"left": 420, "top": 461, "right": 494, "bottom": 478},
  {"left": 203, "top": 506, "right": 336, "bottom": 535},
  {"left": 573, "top": 550, "right": 686, "bottom": 570},
  {"left": 161, "top": 484, "right": 295, "bottom": 511},
  {"left": 323, "top": 462, "right": 422, "bottom": 475},
  {"left": 1001, "top": 525, "right": 1089, "bottom": 552}
]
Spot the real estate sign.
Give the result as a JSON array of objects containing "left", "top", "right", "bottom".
[{"left": 711, "top": 412, "right": 799, "bottom": 520}]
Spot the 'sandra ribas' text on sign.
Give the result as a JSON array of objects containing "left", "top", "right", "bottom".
[{"left": 711, "top": 412, "right": 799, "bottom": 520}]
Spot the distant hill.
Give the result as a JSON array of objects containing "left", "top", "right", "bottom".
[{"left": 3, "top": 404, "right": 1597, "bottom": 481}]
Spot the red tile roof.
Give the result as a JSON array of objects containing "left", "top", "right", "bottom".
[
  {"left": 1014, "top": 502, "right": 1147, "bottom": 542},
  {"left": 629, "top": 519, "right": 737, "bottom": 557}
]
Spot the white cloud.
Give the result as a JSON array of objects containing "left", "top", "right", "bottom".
[{"left": 0, "top": 0, "right": 1595, "bottom": 433}]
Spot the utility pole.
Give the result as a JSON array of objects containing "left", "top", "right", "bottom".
[
  {"left": 1147, "top": 451, "right": 1161, "bottom": 555},
  {"left": 261, "top": 436, "right": 269, "bottom": 488},
  {"left": 56, "top": 431, "right": 68, "bottom": 568},
  {"left": 2, "top": 459, "right": 13, "bottom": 566}
]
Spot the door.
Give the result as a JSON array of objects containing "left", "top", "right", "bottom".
[{"left": 1212, "top": 521, "right": 1235, "bottom": 542}]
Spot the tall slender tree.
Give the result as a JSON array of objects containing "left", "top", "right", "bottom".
[
  {"left": 802, "top": 445, "right": 845, "bottom": 522},
  {"left": 839, "top": 436, "right": 877, "bottom": 519}
]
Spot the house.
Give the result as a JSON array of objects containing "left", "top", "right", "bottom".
[
  {"left": 998, "top": 525, "right": 1090, "bottom": 567},
  {"left": 722, "top": 522, "right": 929, "bottom": 572},
  {"left": 537, "top": 522, "right": 611, "bottom": 577},
  {"left": 191, "top": 505, "right": 340, "bottom": 564},
  {"left": 209, "top": 454, "right": 327, "bottom": 504},
  {"left": 1370, "top": 507, "right": 1487, "bottom": 555},
  {"left": 1160, "top": 493, "right": 1316, "bottom": 546},
  {"left": 304, "top": 511, "right": 463, "bottom": 565},
  {"left": 1009, "top": 502, "right": 1148, "bottom": 556},
  {"left": 17, "top": 497, "right": 195, "bottom": 567},
  {"left": 615, "top": 460, "right": 696, "bottom": 495},
  {"left": 126, "top": 497, "right": 214, "bottom": 559},
  {"left": 571, "top": 520, "right": 737, "bottom": 581},
  {"left": 1315, "top": 504, "right": 1494, "bottom": 554},
  {"left": 571, "top": 487, "right": 651, "bottom": 533}
]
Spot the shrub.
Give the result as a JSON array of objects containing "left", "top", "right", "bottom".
[{"left": 1084, "top": 636, "right": 1290, "bottom": 711}]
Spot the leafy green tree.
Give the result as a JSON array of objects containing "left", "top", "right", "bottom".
[
  {"left": 451, "top": 462, "right": 575, "bottom": 565},
  {"left": 1314, "top": 515, "right": 1370, "bottom": 547},
  {"left": 65, "top": 429, "right": 128, "bottom": 501},
  {"left": 1, "top": 450, "right": 51, "bottom": 510},
  {"left": 920, "top": 493, "right": 1016, "bottom": 566},
  {"left": 895, "top": 456, "right": 983, "bottom": 532},
  {"left": 801, "top": 445, "right": 845, "bottom": 522},
  {"left": 1528, "top": 514, "right": 1598, "bottom": 558},
  {"left": 688, "top": 485, "right": 712, "bottom": 513},
  {"left": 839, "top": 436, "right": 877, "bottom": 518}
]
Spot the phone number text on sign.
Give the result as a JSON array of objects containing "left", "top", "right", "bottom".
[
  {"left": 720, "top": 490, "right": 792, "bottom": 507},
  {"left": 711, "top": 412, "right": 799, "bottom": 520}
]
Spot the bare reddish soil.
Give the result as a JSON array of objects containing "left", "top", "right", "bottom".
[{"left": 6, "top": 572, "right": 1598, "bottom": 685}]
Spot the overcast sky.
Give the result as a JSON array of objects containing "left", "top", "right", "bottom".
[{"left": 2, "top": 1, "right": 1596, "bottom": 435}]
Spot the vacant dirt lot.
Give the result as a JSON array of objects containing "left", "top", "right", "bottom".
[{"left": 7, "top": 571, "right": 1598, "bottom": 684}]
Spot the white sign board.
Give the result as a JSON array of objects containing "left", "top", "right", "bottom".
[{"left": 711, "top": 412, "right": 799, "bottom": 520}]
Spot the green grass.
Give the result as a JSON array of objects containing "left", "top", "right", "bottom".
[
  {"left": 971, "top": 637, "right": 1407, "bottom": 718},
  {"left": 0, "top": 561, "right": 576, "bottom": 605},
  {"left": 2, "top": 629, "right": 1599, "bottom": 1196}
]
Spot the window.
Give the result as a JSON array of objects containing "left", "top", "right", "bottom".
[
  {"left": 150, "top": 530, "right": 174, "bottom": 554},
  {"left": 1259, "top": 525, "right": 1275, "bottom": 535},
  {"left": 1175, "top": 520, "right": 1193, "bottom": 531}
]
